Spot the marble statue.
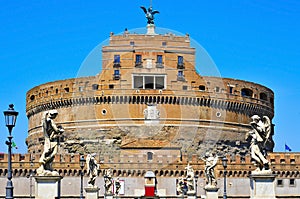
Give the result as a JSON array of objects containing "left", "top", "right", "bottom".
[
  {"left": 176, "top": 177, "right": 185, "bottom": 195},
  {"left": 115, "top": 177, "right": 121, "bottom": 195},
  {"left": 37, "top": 110, "right": 64, "bottom": 176},
  {"left": 86, "top": 153, "right": 99, "bottom": 187},
  {"left": 185, "top": 164, "right": 195, "bottom": 193},
  {"left": 104, "top": 168, "right": 113, "bottom": 195},
  {"left": 202, "top": 152, "right": 218, "bottom": 188},
  {"left": 246, "top": 115, "right": 273, "bottom": 173},
  {"left": 140, "top": 6, "right": 159, "bottom": 25}
]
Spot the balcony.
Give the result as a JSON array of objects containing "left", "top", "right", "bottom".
[
  {"left": 177, "top": 76, "right": 185, "bottom": 81},
  {"left": 156, "top": 62, "right": 164, "bottom": 68},
  {"left": 135, "top": 62, "right": 143, "bottom": 68},
  {"left": 113, "top": 62, "right": 121, "bottom": 68},
  {"left": 113, "top": 74, "right": 121, "bottom": 80},
  {"left": 177, "top": 63, "right": 185, "bottom": 69}
]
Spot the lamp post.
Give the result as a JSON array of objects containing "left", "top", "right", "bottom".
[
  {"left": 222, "top": 156, "right": 228, "bottom": 199},
  {"left": 194, "top": 175, "right": 198, "bottom": 198},
  {"left": 80, "top": 155, "right": 85, "bottom": 199},
  {"left": 3, "top": 104, "right": 18, "bottom": 199}
]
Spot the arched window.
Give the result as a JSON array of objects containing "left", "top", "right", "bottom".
[
  {"left": 260, "top": 93, "right": 268, "bottom": 101},
  {"left": 199, "top": 85, "right": 206, "bottom": 91},
  {"left": 241, "top": 88, "right": 253, "bottom": 98}
]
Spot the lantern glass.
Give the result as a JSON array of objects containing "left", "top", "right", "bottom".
[
  {"left": 222, "top": 157, "right": 228, "bottom": 168},
  {"left": 80, "top": 155, "right": 85, "bottom": 169},
  {"left": 3, "top": 104, "right": 18, "bottom": 131}
]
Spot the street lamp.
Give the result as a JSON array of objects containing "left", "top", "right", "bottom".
[
  {"left": 194, "top": 175, "right": 198, "bottom": 198},
  {"left": 222, "top": 156, "right": 228, "bottom": 199},
  {"left": 80, "top": 155, "right": 85, "bottom": 199},
  {"left": 3, "top": 104, "right": 18, "bottom": 199}
]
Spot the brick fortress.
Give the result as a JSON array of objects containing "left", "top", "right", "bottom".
[{"left": 26, "top": 29, "right": 274, "bottom": 159}]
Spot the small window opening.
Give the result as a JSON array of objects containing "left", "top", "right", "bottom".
[
  {"left": 277, "top": 179, "right": 283, "bottom": 186},
  {"left": 177, "top": 56, "right": 184, "bottom": 69},
  {"left": 135, "top": 54, "right": 142, "bottom": 66},
  {"left": 92, "top": 84, "right": 99, "bottom": 90},
  {"left": 241, "top": 88, "right": 253, "bottom": 98},
  {"left": 260, "top": 93, "right": 268, "bottom": 101},
  {"left": 199, "top": 85, "right": 206, "bottom": 91},
  {"left": 64, "top": 87, "right": 70, "bottom": 93},
  {"left": 147, "top": 152, "right": 153, "bottom": 161},
  {"left": 30, "top": 95, "right": 35, "bottom": 101},
  {"left": 229, "top": 87, "right": 233, "bottom": 94},
  {"left": 114, "top": 70, "right": 120, "bottom": 80},
  {"left": 114, "top": 55, "right": 120, "bottom": 64},
  {"left": 78, "top": 87, "right": 84, "bottom": 92},
  {"left": 290, "top": 179, "right": 296, "bottom": 186}
]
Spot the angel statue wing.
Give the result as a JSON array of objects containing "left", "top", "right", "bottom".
[
  {"left": 140, "top": 6, "right": 147, "bottom": 14},
  {"left": 86, "top": 154, "right": 91, "bottom": 175},
  {"left": 151, "top": 10, "right": 160, "bottom": 15},
  {"left": 262, "top": 116, "right": 271, "bottom": 139},
  {"left": 262, "top": 116, "right": 274, "bottom": 151}
]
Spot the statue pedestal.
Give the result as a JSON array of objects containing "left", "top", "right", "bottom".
[
  {"left": 187, "top": 190, "right": 196, "bottom": 199},
  {"left": 147, "top": 24, "right": 156, "bottom": 35},
  {"left": 249, "top": 173, "right": 277, "bottom": 199},
  {"left": 34, "top": 176, "right": 63, "bottom": 199},
  {"left": 85, "top": 186, "right": 100, "bottom": 199},
  {"left": 105, "top": 194, "right": 114, "bottom": 199},
  {"left": 204, "top": 186, "right": 219, "bottom": 199}
]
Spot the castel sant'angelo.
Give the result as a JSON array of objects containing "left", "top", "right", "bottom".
[{"left": 1, "top": 3, "right": 299, "bottom": 199}]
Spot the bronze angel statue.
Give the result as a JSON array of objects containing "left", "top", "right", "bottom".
[
  {"left": 246, "top": 115, "right": 274, "bottom": 172},
  {"left": 140, "top": 6, "right": 159, "bottom": 25}
]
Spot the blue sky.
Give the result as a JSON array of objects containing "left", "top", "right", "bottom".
[{"left": 0, "top": 0, "right": 300, "bottom": 153}]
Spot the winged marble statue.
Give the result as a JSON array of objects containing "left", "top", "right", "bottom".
[
  {"left": 246, "top": 115, "right": 274, "bottom": 173},
  {"left": 86, "top": 153, "right": 99, "bottom": 187},
  {"left": 140, "top": 6, "right": 159, "bottom": 25}
]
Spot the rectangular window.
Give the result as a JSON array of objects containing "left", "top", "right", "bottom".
[
  {"left": 155, "top": 76, "right": 164, "bottom": 89},
  {"left": 92, "top": 84, "right": 99, "bottom": 90},
  {"left": 114, "top": 70, "right": 120, "bottom": 80},
  {"left": 178, "top": 71, "right": 183, "bottom": 77},
  {"left": 229, "top": 86, "right": 233, "bottom": 94},
  {"left": 156, "top": 55, "right": 163, "bottom": 68},
  {"left": 136, "top": 54, "right": 142, "bottom": 64},
  {"left": 114, "top": 70, "right": 120, "bottom": 76},
  {"left": 178, "top": 56, "right": 183, "bottom": 64},
  {"left": 277, "top": 179, "right": 283, "bottom": 187},
  {"left": 290, "top": 179, "right": 296, "bottom": 186},
  {"left": 177, "top": 56, "right": 184, "bottom": 69},
  {"left": 114, "top": 55, "right": 120, "bottom": 63},
  {"left": 157, "top": 55, "right": 163, "bottom": 64},
  {"left": 133, "top": 76, "right": 143, "bottom": 89},
  {"left": 133, "top": 75, "right": 165, "bottom": 89},
  {"left": 145, "top": 76, "right": 154, "bottom": 89}
]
